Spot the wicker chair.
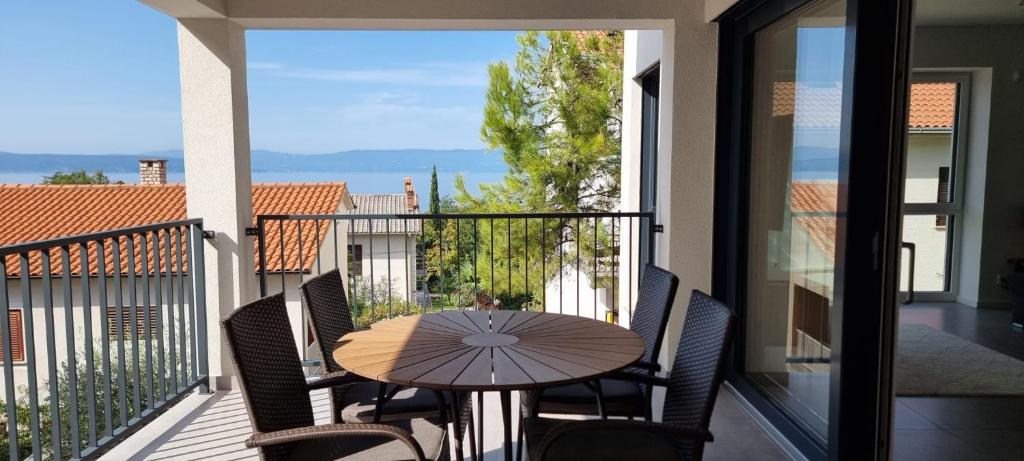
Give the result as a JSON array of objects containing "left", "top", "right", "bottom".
[
  {"left": 300, "top": 270, "right": 474, "bottom": 458},
  {"left": 521, "top": 264, "right": 679, "bottom": 421},
  {"left": 221, "top": 293, "right": 450, "bottom": 461},
  {"left": 522, "top": 290, "right": 737, "bottom": 461}
]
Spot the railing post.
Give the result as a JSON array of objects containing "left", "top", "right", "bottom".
[
  {"left": 0, "top": 257, "right": 18, "bottom": 461},
  {"left": 257, "top": 217, "right": 268, "bottom": 298},
  {"left": 192, "top": 223, "right": 210, "bottom": 393}
]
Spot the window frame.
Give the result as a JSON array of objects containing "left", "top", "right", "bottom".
[
  {"left": 348, "top": 244, "right": 364, "bottom": 277},
  {"left": 903, "top": 72, "right": 971, "bottom": 299}
]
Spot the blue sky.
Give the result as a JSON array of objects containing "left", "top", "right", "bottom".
[{"left": 0, "top": 3, "right": 520, "bottom": 155}]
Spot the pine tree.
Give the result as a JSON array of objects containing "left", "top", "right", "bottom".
[
  {"left": 429, "top": 165, "right": 441, "bottom": 234},
  {"left": 450, "top": 31, "right": 623, "bottom": 296}
]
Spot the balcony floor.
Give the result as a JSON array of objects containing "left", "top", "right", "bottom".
[{"left": 110, "top": 386, "right": 788, "bottom": 461}]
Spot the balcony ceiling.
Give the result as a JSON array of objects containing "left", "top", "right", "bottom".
[{"left": 137, "top": 0, "right": 682, "bottom": 29}]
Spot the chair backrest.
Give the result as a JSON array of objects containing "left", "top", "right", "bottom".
[
  {"left": 222, "top": 293, "right": 315, "bottom": 438},
  {"left": 300, "top": 269, "right": 355, "bottom": 373},
  {"left": 630, "top": 265, "right": 680, "bottom": 366},
  {"left": 662, "top": 290, "right": 737, "bottom": 459}
]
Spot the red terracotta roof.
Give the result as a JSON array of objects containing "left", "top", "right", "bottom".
[
  {"left": 0, "top": 183, "right": 349, "bottom": 277},
  {"left": 772, "top": 82, "right": 955, "bottom": 130},
  {"left": 791, "top": 181, "right": 838, "bottom": 260},
  {"left": 908, "top": 83, "right": 955, "bottom": 129}
]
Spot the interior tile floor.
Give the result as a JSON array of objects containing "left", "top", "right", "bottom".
[{"left": 894, "top": 302, "right": 1024, "bottom": 461}]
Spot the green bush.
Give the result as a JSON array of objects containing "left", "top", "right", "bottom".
[{"left": 1, "top": 334, "right": 188, "bottom": 460}]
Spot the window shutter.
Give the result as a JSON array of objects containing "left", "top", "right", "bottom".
[
  {"left": 936, "top": 167, "right": 950, "bottom": 226},
  {"left": 107, "top": 307, "right": 160, "bottom": 339},
  {"left": 1, "top": 310, "right": 25, "bottom": 363}
]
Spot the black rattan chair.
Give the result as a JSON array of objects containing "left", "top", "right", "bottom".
[
  {"left": 222, "top": 293, "right": 450, "bottom": 461},
  {"left": 522, "top": 290, "right": 737, "bottom": 461},
  {"left": 521, "top": 264, "right": 679, "bottom": 421},
  {"left": 301, "top": 270, "right": 474, "bottom": 458}
]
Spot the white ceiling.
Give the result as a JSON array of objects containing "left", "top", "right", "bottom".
[{"left": 916, "top": 0, "right": 1024, "bottom": 26}]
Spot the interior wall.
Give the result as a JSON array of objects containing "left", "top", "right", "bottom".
[{"left": 912, "top": 25, "right": 1024, "bottom": 308}]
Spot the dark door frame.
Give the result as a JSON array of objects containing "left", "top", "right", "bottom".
[
  {"left": 712, "top": 0, "right": 913, "bottom": 459},
  {"left": 639, "top": 64, "right": 660, "bottom": 268}
]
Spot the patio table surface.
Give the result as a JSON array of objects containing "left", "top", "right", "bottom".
[{"left": 333, "top": 310, "right": 644, "bottom": 460}]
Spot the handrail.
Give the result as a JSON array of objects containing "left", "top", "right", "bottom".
[
  {"left": 0, "top": 219, "right": 210, "bottom": 460},
  {"left": 0, "top": 219, "right": 204, "bottom": 256},
  {"left": 258, "top": 211, "right": 654, "bottom": 221}
]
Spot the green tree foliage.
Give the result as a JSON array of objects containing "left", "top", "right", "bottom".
[
  {"left": 458, "top": 31, "right": 623, "bottom": 213},
  {"left": 42, "top": 170, "right": 115, "bottom": 185},
  {"left": 444, "top": 31, "right": 623, "bottom": 303}
]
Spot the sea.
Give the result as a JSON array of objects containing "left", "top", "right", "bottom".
[{"left": 0, "top": 170, "right": 506, "bottom": 198}]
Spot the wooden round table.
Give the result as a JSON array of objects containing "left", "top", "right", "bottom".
[{"left": 333, "top": 310, "right": 645, "bottom": 460}]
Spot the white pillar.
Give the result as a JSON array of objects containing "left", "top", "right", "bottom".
[{"left": 177, "top": 18, "right": 255, "bottom": 390}]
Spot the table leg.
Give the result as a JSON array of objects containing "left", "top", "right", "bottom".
[
  {"left": 500, "top": 390, "right": 512, "bottom": 461},
  {"left": 477, "top": 391, "right": 485, "bottom": 461}
]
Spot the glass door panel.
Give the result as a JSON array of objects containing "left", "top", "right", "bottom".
[{"left": 744, "top": 0, "right": 847, "bottom": 442}]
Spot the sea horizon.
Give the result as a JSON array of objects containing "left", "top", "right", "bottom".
[{"left": 0, "top": 170, "right": 505, "bottom": 198}]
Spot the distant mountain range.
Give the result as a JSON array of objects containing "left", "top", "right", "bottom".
[{"left": 0, "top": 149, "right": 507, "bottom": 174}]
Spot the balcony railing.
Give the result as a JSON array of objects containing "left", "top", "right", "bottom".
[
  {"left": 255, "top": 211, "right": 654, "bottom": 366},
  {"left": 0, "top": 220, "right": 210, "bottom": 460}
]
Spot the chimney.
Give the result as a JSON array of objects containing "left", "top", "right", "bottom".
[
  {"left": 139, "top": 159, "right": 167, "bottom": 185},
  {"left": 404, "top": 177, "right": 419, "bottom": 211}
]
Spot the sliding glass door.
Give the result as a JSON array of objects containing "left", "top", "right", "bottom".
[
  {"left": 715, "top": 0, "right": 913, "bottom": 459},
  {"left": 743, "top": 0, "right": 847, "bottom": 441}
]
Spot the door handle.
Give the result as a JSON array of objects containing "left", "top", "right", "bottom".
[{"left": 901, "top": 242, "right": 916, "bottom": 304}]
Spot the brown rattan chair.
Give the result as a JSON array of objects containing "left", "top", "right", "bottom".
[
  {"left": 521, "top": 264, "right": 680, "bottom": 421},
  {"left": 522, "top": 290, "right": 737, "bottom": 461},
  {"left": 221, "top": 293, "right": 450, "bottom": 461},
  {"left": 301, "top": 269, "right": 474, "bottom": 459}
]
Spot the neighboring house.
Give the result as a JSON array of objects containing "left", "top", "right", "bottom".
[
  {"left": 348, "top": 178, "right": 421, "bottom": 305},
  {"left": 0, "top": 161, "right": 353, "bottom": 398}
]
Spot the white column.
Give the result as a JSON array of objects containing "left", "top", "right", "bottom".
[{"left": 177, "top": 18, "right": 255, "bottom": 390}]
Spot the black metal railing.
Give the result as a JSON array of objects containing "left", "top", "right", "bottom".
[
  {"left": 256, "top": 212, "right": 654, "bottom": 344},
  {"left": 0, "top": 220, "right": 210, "bottom": 461}
]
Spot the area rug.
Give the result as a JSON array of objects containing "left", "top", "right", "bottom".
[{"left": 895, "top": 323, "right": 1024, "bottom": 396}]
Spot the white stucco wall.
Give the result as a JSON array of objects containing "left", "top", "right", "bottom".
[
  {"left": 350, "top": 233, "right": 417, "bottom": 302},
  {"left": 619, "top": 30, "right": 663, "bottom": 331},
  {"left": 544, "top": 267, "right": 613, "bottom": 322}
]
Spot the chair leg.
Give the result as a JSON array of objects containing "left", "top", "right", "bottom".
[
  {"left": 373, "top": 382, "right": 387, "bottom": 423},
  {"left": 450, "top": 392, "right": 463, "bottom": 461},
  {"left": 466, "top": 395, "right": 478, "bottom": 461},
  {"left": 593, "top": 380, "right": 607, "bottom": 420},
  {"left": 477, "top": 391, "right": 485, "bottom": 461},
  {"left": 516, "top": 407, "right": 524, "bottom": 461}
]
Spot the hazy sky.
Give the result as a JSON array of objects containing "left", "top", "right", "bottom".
[{"left": 0, "top": 3, "right": 520, "bottom": 155}]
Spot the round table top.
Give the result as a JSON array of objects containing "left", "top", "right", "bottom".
[{"left": 332, "top": 310, "right": 645, "bottom": 391}]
